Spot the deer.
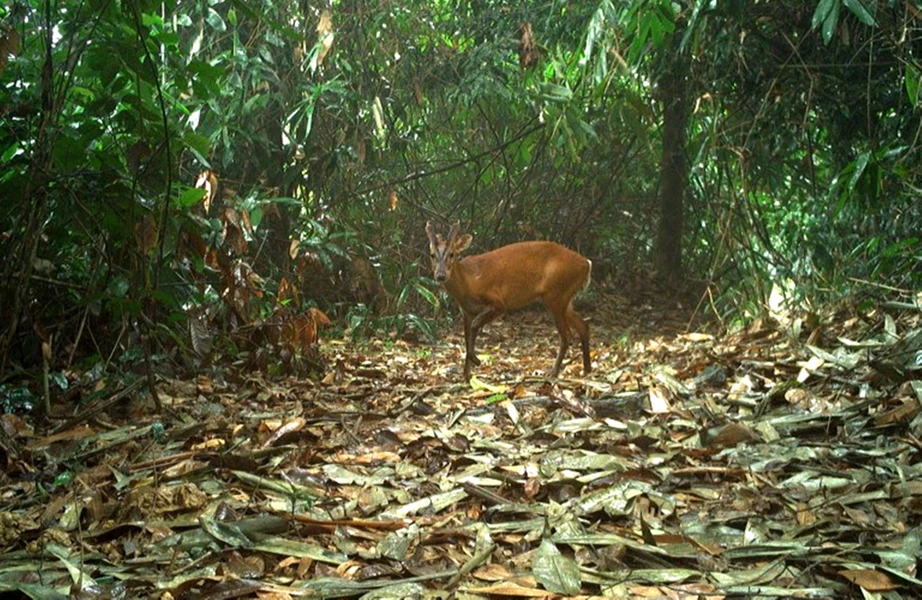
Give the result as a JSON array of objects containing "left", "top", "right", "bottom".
[{"left": 425, "top": 221, "right": 592, "bottom": 379}]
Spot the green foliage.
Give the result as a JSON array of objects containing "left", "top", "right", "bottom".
[
  {"left": 3, "top": 0, "right": 922, "bottom": 374},
  {"left": 345, "top": 271, "right": 441, "bottom": 343},
  {"left": 812, "top": 0, "right": 876, "bottom": 44},
  {"left": 0, "top": 384, "right": 36, "bottom": 414}
]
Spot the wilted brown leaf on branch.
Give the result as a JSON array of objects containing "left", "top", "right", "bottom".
[
  {"left": 316, "top": 10, "right": 334, "bottom": 67},
  {"left": 519, "top": 22, "right": 538, "bottom": 70},
  {"left": 0, "top": 26, "right": 20, "bottom": 79},
  {"left": 195, "top": 169, "right": 219, "bottom": 215}
]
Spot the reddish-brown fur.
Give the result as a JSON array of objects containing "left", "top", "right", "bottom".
[{"left": 426, "top": 222, "right": 592, "bottom": 379}]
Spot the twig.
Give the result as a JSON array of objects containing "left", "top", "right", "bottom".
[
  {"left": 881, "top": 301, "right": 922, "bottom": 312},
  {"left": 848, "top": 277, "right": 911, "bottom": 294},
  {"left": 51, "top": 378, "right": 146, "bottom": 434}
]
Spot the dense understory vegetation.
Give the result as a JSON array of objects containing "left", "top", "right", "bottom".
[{"left": 1, "top": 0, "right": 920, "bottom": 378}]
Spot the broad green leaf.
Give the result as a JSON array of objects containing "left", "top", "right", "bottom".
[
  {"left": 155, "top": 32, "right": 180, "bottom": 46},
  {"left": 414, "top": 282, "right": 439, "bottom": 308},
  {"left": 541, "top": 83, "right": 573, "bottom": 102},
  {"left": 822, "top": 0, "right": 840, "bottom": 44},
  {"left": 847, "top": 150, "right": 870, "bottom": 191},
  {"left": 206, "top": 7, "right": 226, "bottom": 32},
  {"left": 882, "top": 237, "right": 918, "bottom": 258},
  {"left": 141, "top": 12, "right": 163, "bottom": 27},
  {"left": 107, "top": 276, "right": 130, "bottom": 298},
  {"left": 2, "top": 141, "right": 22, "bottom": 162},
  {"left": 250, "top": 206, "right": 263, "bottom": 229},
  {"left": 681, "top": 0, "right": 708, "bottom": 50},
  {"left": 582, "top": 2, "right": 611, "bottom": 64},
  {"left": 811, "top": 0, "right": 835, "bottom": 30},
  {"left": 187, "top": 60, "right": 224, "bottom": 95},
  {"left": 906, "top": 63, "right": 920, "bottom": 106},
  {"left": 533, "top": 539, "right": 581, "bottom": 595},
  {"left": 0, "top": 582, "right": 68, "bottom": 599},
  {"left": 648, "top": 12, "right": 665, "bottom": 47},
  {"left": 177, "top": 187, "right": 207, "bottom": 207},
  {"left": 50, "top": 371, "right": 68, "bottom": 390},
  {"left": 843, "top": 0, "right": 876, "bottom": 26},
  {"left": 577, "top": 119, "right": 598, "bottom": 141}
]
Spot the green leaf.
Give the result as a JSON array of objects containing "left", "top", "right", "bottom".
[
  {"left": 177, "top": 187, "right": 207, "bottom": 207},
  {"left": 107, "top": 277, "right": 130, "bottom": 298},
  {"left": 155, "top": 32, "right": 180, "bottom": 46},
  {"left": 811, "top": 0, "right": 835, "bottom": 30},
  {"left": 1, "top": 141, "right": 21, "bottom": 163},
  {"left": 577, "top": 119, "right": 598, "bottom": 142},
  {"left": 187, "top": 60, "right": 224, "bottom": 95},
  {"left": 843, "top": 0, "right": 876, "bottom": 26},
  {"left": 141, "top": 12, "right": 163, "bottom": 27},
  {"left": 54, "top": 471, "right": 75, "bottom": 488},
  {"left": 414, "top": 282, "right": 439, "bottom": 308},
  {"left": 206, "top": 8, "right": 226, "bottom": 32},
  {"left": 647, "top": 12, "right": 665, "bottom": 47},
  {"left": 183, "top": 132, "right": 212, "bottom": 165},
  {"left": 532, "top": 539, "right": 581, "bottom": 595},
  {"left": 822, "top": 0, "right": 840, "bottom": 44},
  {"left": 541, "top": 83, "right": 573, "bottom": 102},
  {"left": 882, "top": 238, "right": 918, "bottom": 258},
  {"left": 406, "top": 314, "right": 437, "bottom": 342},
  {"left": 582, "top": 2, "right": 611, "bottom": 65},
  {"left": 847, "top": 150, "right": 870, "bottom": 191},
  {"left": 905, "top": 63, "right": 920, "bottom": 106},
  {"left": 50, "top": 372, "right": 68, "bottom": 390}
]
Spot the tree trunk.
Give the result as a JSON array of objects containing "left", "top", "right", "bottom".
[{"left": 653, "top": 44, "right": 690, "bottom": 284}]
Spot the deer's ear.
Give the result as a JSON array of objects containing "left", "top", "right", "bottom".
[
  {"left": 454, "top": 234, "right": 473, "bottom": 253},
  {"left": 425, "top": 222, "right": 440, "bottom": 251}
]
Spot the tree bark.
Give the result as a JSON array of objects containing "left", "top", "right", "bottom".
[{"left": 653, "top": 42, "right": 690, "bottom": 284}]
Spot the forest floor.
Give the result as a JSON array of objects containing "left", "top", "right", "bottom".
[{"left": 1, "top": 289, "right": 922, "bottom": 599}]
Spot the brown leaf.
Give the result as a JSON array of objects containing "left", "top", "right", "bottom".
[
  {"left": 134, "top": 212, "right": 159, "bottom": 256},
  {"left": 875, "top": 399, "right": 921, "bottom": 426},
  {"left": 262, "top": 417, "right": 306, "bottom": 448},
  {"left": 519, "top": 22, "right": 538, "bottom": 70},
  {"left": 705, "top": 422, "right": 759, "bottom": 449},
  {"left": 356, "top": 134, "right": 366, "bottom": 165},
  {"left": 472, "top": 563, "right": 515, "bottom": 581},
  {"left": 224, "top": 551, "right": 265, "bottom": 579},
  {"left": 194, "top": 169, "right": 219, "bottom": 215},
  {"left": 126, "top": 141, "right": 151, "bottom": 173},
  {"left": 316, "top": 10, "right": 334, "bottom": 66},
  {"left": 413, "top": 76, "right": 424, "bottom": 106},
  {"left": 277, "top": 277, "right": 299, "bottom": 306},
  {"left": 838, "top": 568, "right": 897, "bottom": 592},
  {"left": 467, "top": 581, "right": 545, "bottom": 597},
  {"left": 222, "top": 207, "right": 249, "bottom": 255},
  {"left": 0, "top": 27, "right": 21, "bottom": 78}
]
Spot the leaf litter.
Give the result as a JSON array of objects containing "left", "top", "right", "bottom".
[{"left": 1, "top": 296, "right": 921, "bottom": 599}]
